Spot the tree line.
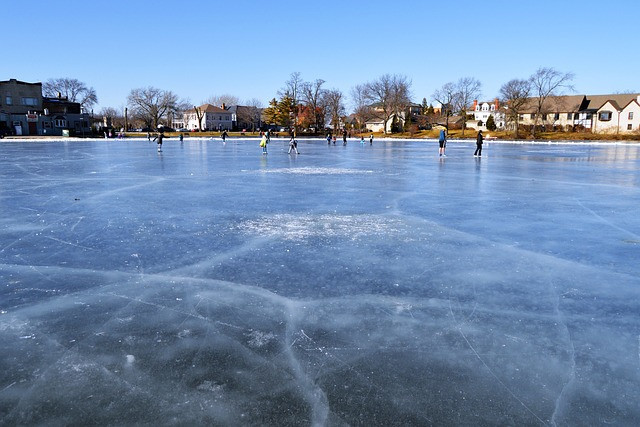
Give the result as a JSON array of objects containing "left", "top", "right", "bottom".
[{"left": 42, "top": 66, "right": 576, "bottom": 136}]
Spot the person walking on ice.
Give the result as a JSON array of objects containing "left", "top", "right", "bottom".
[
  {"left": 438, "top": 129, "right": 447, "bottom": 157},
  {"left": 474, "top": 130, "right": 483, "bottom": 157}
]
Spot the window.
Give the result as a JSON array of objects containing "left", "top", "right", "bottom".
[
  {"left": 628, "top": 124, "right": 633, "bottom": 130},
  {"left": 629, "top": 112, "right": 634, "bottom": 120},
  {"left": 43, "top": 122, "right": 51, "bottom": 128},
  {"left": 554, "top": 113, "right": 560, "bottom": 120},
  {"left": 567, "top": 113, "right": 573, "bottom": 120},
  {"left": 542, "top": 114, "right": 547, "bottom": 120},
  {"left": 6, "top": 96, "right": 12, "bottom": 105},
  {"left": 598, "top": 111, "right": 612, "bottom": 121},
  {"left": 530, "top": 113, "right": 536, "bottom": 119},
  {"left": 21, "top": 97, "right": 38, "bottom": 106},
  {"left": 519, "top": 114, "right": 524, "bottom": 120},
  {"left": 54, "top": 119, "right": 67, "bottom": 128}
]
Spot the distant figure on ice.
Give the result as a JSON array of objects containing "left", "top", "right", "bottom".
[
  {"left": 332, "top": 135, "right": 337, "bottom": 145},
  {"left": 260, "top": 134, "right": 268, "bottom": 155},
  {"left": 360, "top": 136, "right": 365, "bottom": 144},
  {"left": 369, "top": 134, "right": 373, "bottom": 145},
  {"left": 221, "top": 130, "right": 228, "bottom": 142},
  {"left": 474, "top": 130, "right": 483, "bottom": 157},
  {"left": 179, "top": 133, "right": 184, "bottom": 142},
  {"left": 147, "top": 132, "right": 151, "bottom": 141},
  {"left": 153, "top": 131, "right": 166, "bottom": 152},
  {"left": 438, "top": 129, "right": 447, "bottom": 157},
  {"left": 342, "top": 129, "right": 347, "bottom": 145},
  {"left": 288, "top": 136, "right": 299, "bottom": 154},
  {"left": 266, "top": 129, "right": 271, "bottom": 144},
  {"left": 327, "top": 133, "right": 332, "bottom": 145}
]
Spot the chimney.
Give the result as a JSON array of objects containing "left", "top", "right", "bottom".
[
  {"left": 472, "top": 100, "right": 478, "bottom": 110},
  {"left": 221, "top": 103, "right": 226, "bottom": 110},
  {"left": 494, "top": 98, "right": 499, "bottom": 110},
  {"left": 57, "top": 91, "right": 62, "bottom": 99}
]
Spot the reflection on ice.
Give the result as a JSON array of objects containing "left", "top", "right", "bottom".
[{"left": 0, "top": 140, "right": 639, "bottom": 424}]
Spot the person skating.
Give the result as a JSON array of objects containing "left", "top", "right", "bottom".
[
  {"left": 152, "top": 131, "right": 166, "bottom": 152},
  {"left": 260, "top": 134, "right": 268, "bottom": 155},
  {"left": 438, "top": 129, "right": 447, "bottom": 157},
  {"left": 369, "top": 134, "right": 373, "bottom": 145},
  {"left": 474, "top": 130, "right": 483, "bottom": 157},
  {"left": 327, "top": 133, "right": 332, "bottom": 145},
  {"left": 288, "top": 136, "right": 299, "bottom": 154},
  {"left": 342, "top": 129, "right": 347, "bottom": 146}
]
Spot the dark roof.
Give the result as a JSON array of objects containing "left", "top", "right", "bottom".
[
  {"left": 582, "top": 94, "right": 640, "bottom": 111},
  {"left": 187, "top": 104, "right": 228, "bottom": 114}
]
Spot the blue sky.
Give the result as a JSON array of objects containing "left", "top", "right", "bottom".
[{"left": 3, "top": 0, "right": 638, "bottom": 112}]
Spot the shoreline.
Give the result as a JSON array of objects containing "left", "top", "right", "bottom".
[{"left": 1, "top": 136, "right": 639, "bottom": 145}]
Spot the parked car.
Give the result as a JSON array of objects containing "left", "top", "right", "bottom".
[
  {"left": 177, "top": 128, "right": 189, "bottom": 132},
  {"left": 0, "top": 127, "right": 13, "bottom": 138}
]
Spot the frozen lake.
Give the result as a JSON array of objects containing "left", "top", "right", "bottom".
[{"left": 1, "top": 138, "right": 639, "bottom": 425}]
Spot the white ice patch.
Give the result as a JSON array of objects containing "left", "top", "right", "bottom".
[
  {"left": 245, "top": 330, "right": 276, "bottom": 348},
  {"left": 258, "top": 167, "right": 374, "bottom": 175},
  {"left": 196, "top": 380, "right": 224, "bottom": 392},
  {"left": 236, "top": 214, "right": 406, "bottom": 241},
  {"left": 125, "top": 354, "right": 135, "bottom": 367}
]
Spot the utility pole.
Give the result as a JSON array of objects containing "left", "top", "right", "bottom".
[{"left": 124, "top": 107, "right": 128, "bottom": 133}]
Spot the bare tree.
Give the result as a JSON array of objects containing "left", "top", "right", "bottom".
[
  {"left": 193, "top": 105, "right": 205, "bottom": 131},
  {"left": 127, "top": 87, "right": 180, "bottom": 129},
  {"left": 453, "top": 77, "right": 482, "bottom": 136},
  {"left": 529, "top": 67, "right": 575, "bottom": 138},
  {"left": 363, "top": 74, "right": 412, "bottom": 134},
  {"left": 279, "top": 72, "right": 304, "bottom": 134},
  {"left": 324, "top": 89, "right": 345, "bottom": 132},
  {"left": 432, "top": 82, "right": 457, "bottom": 130},
  {"left": 499, "top": 79, "right": 531, "bottom": 138},
  {"left": 350, "top": 84, "right": 371, "bottom": 131},
  {"left": 237, "top": 98, "right": 263, "bottom": 132},
  {"left": 204, "top": 94, "right": 240, "bottom": 108},
  {"left": 43, "top": 77, "right": 98, "bottom": 110},
  {"left": 98, "top": 107, "right": 124, "bottom": 129},
  {"left": 301, "top": 79, "right": 326, "bottom": 131}
]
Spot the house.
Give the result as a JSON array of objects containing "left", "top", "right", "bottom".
[
  {"left": 511, "top": 93, "right": 640, "bottom": 133},
  {"left": 184, "top": 104, "right": 233, "bottom": 131},
  {"left": 589, "top": 94, "right": 640, "bottom": 134},
  {"left": 229, "top": 105, "right": 263, "bottom": 131},
  {"left": 0, "top": 78, "right": 89, "bottom": 136},
  {"left": 364, "top": 103, "right": 422, "bottom": 133},
  {"left": 467, "top": 99, "right": 505, "bottom": 131}
]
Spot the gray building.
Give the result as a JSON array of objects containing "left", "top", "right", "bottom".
[{"left": 0, "top": 78, "right": 90, "bottom": 136}]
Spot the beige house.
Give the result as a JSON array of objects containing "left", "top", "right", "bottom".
[
  {"left": 593, "top": 96, "right": 640, "bottom": 134},
  {"left": 511, "top": 93, "right": 640, "bottom": 133}
]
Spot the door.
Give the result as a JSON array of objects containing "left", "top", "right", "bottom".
[{"left": 29, "top": 122, "right": 37, "bottom": 135}]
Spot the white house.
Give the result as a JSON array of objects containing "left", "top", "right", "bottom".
[
  {"left": 468, "top": 99, "right": 505, "bottom": 131},
  {"left": 184, "top": 104, "right": 233, "bottom": 131}
]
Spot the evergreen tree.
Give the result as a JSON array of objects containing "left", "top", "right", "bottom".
[
  {"left": 486, "top": 115, "right": 497, "bottom": 131},
  {"left": 262, "top": 98, "right": 280, "bottom": 126}
]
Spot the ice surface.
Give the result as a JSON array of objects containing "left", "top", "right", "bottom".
[{"left": 1, "top": 138, "right": 639, "bottom": 425}]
